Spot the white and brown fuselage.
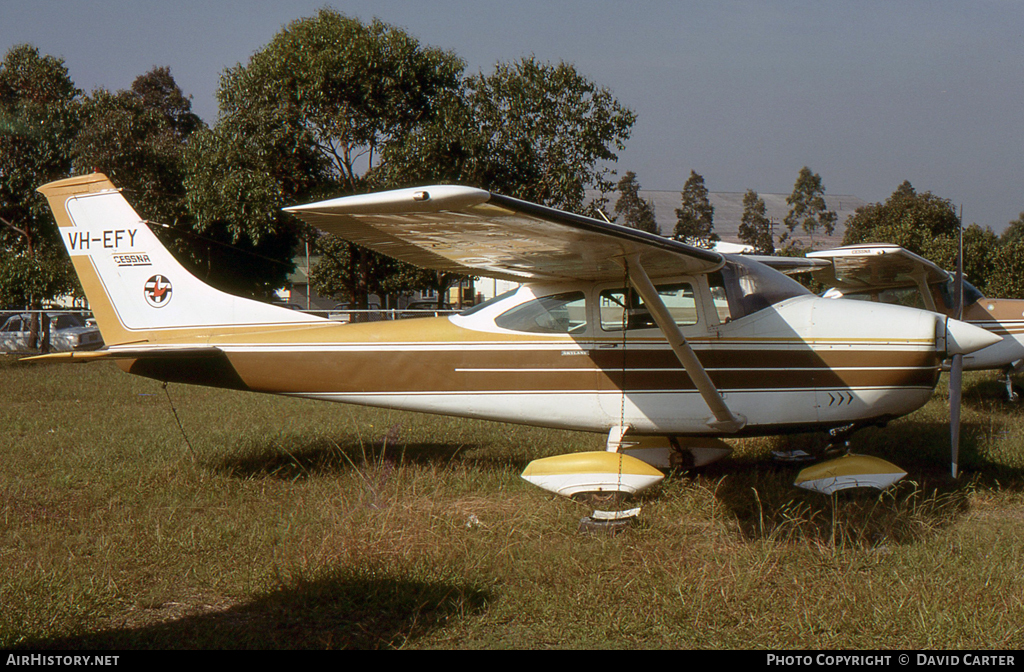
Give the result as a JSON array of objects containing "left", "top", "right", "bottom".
[
  {"left": 36, "top": 174, "right": 997, "bottom": 441},
  {"left": 807, "top": 244, "right": 1024, "bottom": 375},
  {"left": 958, "top": 299, "right": 1024, "bottom": 371},
  {"left": 112, "top": 291, "right": 944, "bottom": 437}
]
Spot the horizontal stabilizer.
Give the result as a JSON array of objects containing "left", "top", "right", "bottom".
[{"left": 24, "top": 346, "right": 223, "bottom": 363}]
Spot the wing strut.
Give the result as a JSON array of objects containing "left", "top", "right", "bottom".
[{"left": 620, "top": 255, "right": 747, "bottom": 433}]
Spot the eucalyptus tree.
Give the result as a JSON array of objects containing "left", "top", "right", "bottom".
[
  {"left": 986, "top": 240, "right": 1024, "bottom": 299},
  {"left": 184, "top": 11, "right": 635, "bottom": 308},
  {"left": 73, "top": 67, "right": 294, "bottom": 299},
  {"left": 738, "top": 189, "right": 774, "bottom": 255},
  {"left": 841, "top": 181, "right": 1001, "bottom": 293},
  {"left": 783, "top": 166, "right": 836, "bottom": 248},
  {"left": 1001, "top": 212, "right": 1024, "bottom": 245},
  {"left": 843, "top": 181, "right": 961, "bottom": 269},
  {"left": 73, "top": 67, "right": 202, "bottom": 225},
  {"left": 378, "top": 56, "right": 635, "bottom": 213},
  {"left": 462, "top": 57, "right": 634, "bottom": 214},
  {"left": 673, "top": 171, "right": 718, "bottom": 248},
  {"left": 613, "top": 171, "right": 659, "bottom": 234}
]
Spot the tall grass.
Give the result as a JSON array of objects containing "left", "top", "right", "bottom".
[{"left": 2, "top": 354, "right": 1023, "bottom": 649}]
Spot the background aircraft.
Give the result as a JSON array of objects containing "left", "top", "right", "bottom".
[
  {"left": 804, "top": 244, "right": 1024, "bottom": 403},
  {"left": 32, "top": 174, "right": 999, "bottom": 506}
]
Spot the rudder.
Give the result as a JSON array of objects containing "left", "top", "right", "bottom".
[{"left": 38, "top": 173, "right": 318, "bottom": 347}]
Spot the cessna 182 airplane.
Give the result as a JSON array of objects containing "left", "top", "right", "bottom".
[
  {"left": 30, "top": 174, "right": 1000, "bottom": 505},
  {"left": 803, "top": 244, "right": 1024, "bottom": 403}
]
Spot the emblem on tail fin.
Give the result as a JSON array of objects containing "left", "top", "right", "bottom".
[
  {"left": 34, "top": 173, "right": 319, "bottom": 345},
  {"left": 143, "top": 275, "right": 173, "bottom": 308}
]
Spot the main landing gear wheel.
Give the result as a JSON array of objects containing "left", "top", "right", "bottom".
[
  {"left": 572, "top": 491, "right": 642, "bottom": 534},
  {"left": 577, "top": 511, "right": 639, "bottom": 535},
  {"left": 769, "top": 423, "right": 908, "bottom": 494},
  {"left": 771, "top": 424, "right": 859, "bottom": 464},
  {"left": 573, "top": 490, "right": 625, "bottom": 509}
]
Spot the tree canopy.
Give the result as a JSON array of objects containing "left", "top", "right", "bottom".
[
  {"left": 842, "top": 181, "right": 960, "bottom": 268},
  {"left": 783, "top": 166, "right": 836, "bottom": 248},
  {"left": 673, "top": 171, "right": 718, "bottom": 248},
  {"left": 186, "top": 11, "right": 636, "bottom": 307},
  {"left": 73, "top": 66, "right": 203, "bottom": 226},
  {"left": 0, "top": 45, "right": 82, "bottom": 310},
  {"left": 613, "top": 171, "right": 658, "bottom": 233},
  {"left": 841, "top": 180, "right": 1007, "bottom": 295},
  {"left": 377, "top": 56, "right": 635, "bottom": 214},
  {"left": 182, "top": 10, "right": 469, "bottom": 302},
  {"left": 1000, "top": 212, "right": 1024, "bottom": 246},
  {"left": 738, "top": 190, "right": 774, "bottom": 255}
]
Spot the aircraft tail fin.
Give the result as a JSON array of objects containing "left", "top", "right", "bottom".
[{"left": 38, "top": 173, "right": 319, "bottom": 347}]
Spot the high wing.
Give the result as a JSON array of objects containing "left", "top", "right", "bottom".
[
  {"left": 748, "top": 255, "right": 832, "bottom": 276},
  {"left": 804, "top": 244, "right": 950, "bottom": 291},
  {"left": 288, "top": 185, "right": 743, "bottom": 431},
  {"left": 284, "top": 186, "right": 724, "bottom": 282}
]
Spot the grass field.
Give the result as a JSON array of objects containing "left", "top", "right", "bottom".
[{"left": 2, "top": 354, "right": 1024, "bottom": 649}]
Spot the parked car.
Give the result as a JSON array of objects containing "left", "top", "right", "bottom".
[
  {"left": 328, "top": 302, "right": 383, "bottom": 322},
  {"left": 0, "top": 313, "right": 104, "bottom": 352},
  {"left": 399, "top": 301, "right": 454, "bottom": 319}
]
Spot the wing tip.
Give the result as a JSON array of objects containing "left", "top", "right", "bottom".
[{"left": 285, "top": 185, "right": 491, "bottom": 216}]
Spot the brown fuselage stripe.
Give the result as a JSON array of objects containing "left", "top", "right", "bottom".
[{"left": 216, "top": 347, "right": 940, "bottom": 395}]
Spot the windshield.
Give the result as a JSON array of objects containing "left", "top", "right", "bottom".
[
  {"left": 459, "top": 288, "right": 519, "bottom": 317},
  {"left": 938, "top": 277, "right": 984, "bottom": 310},
  {"left": 710, "top": 256, "right": 812, "bottom": 321}
]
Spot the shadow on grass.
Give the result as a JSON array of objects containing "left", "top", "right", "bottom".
[
  {"left": 14, "top": 570, "right": 492, "bottom": 650},
  {"left": 681, "top": 415, "right": 1024, "bottom": 547},
  {"left": 210, "top": 436, "right": 489, "bottom": 480},
  {"left": 849, "top": 418, "right": 1024, "bottom": 487},
  {"left": 702, "top": 464, "right": 974, "bottom": 547},
  {"left": 962, "top": 375, "right": 1023, "bottom": 405}
]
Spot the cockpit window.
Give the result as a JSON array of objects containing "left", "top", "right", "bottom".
[
  {"left": 837, "top": 285, "right": 933, "bottom": 310},
  {"left": 937, "top": 277, "right": 984, "bottom": 310},
  {"left": 600, "top": 283, "right": 698, "bottom": 331},
  {"left": 494, "top": 291, "right": 588, "bottom": 334},
  {"left": 459, "top": 288, "right": 518, "bottom": 317},
  {"left": 710, "top": 256, "right": 811, "bottom": 321}
]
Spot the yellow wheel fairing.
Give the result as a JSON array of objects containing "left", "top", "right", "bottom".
[
  {"left": 521, "top": 451, "right": 665, "bottom": 498},
  {"left": 794, "top": 454, "right": 907, "bottom": 494}
]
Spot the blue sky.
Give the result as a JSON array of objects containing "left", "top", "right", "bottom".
[{"left": 3, "top": 1, "right": 1022, "bottom": 231}]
